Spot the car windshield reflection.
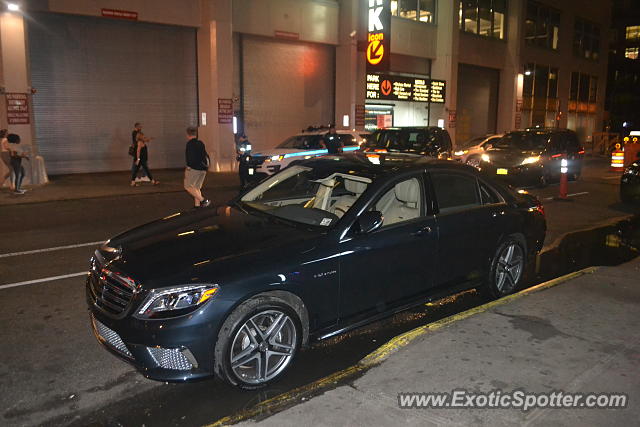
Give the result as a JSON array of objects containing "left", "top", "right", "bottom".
[{"left": 240, "top": 165, "right": 372, "bottom": 227}]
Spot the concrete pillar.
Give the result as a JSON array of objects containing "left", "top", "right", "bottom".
[
  {"left": 335, "top": 0, "right": 359, "bottom": 130},
  {"left": 432, "top": 0, "right": 459, "bottom": 146},
  {"left": 497, "top": 0, "right": 525, "bottom": 133},
  {"left": 0, "top": 8, "right": 47, "bottom": 185},
  {"left": 197, "top": 0, "right": 235, "bottom": 172}
]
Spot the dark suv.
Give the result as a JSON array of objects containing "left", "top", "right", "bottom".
[
  {"left": 362, "top": 127, "right": 453, "bottom": 159},
  {"left": 479, "top": 128, "right": 584, "bottom": 187}
]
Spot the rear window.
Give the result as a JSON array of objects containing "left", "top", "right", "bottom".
[
  {"left": 277, "top": 135, "right": 323, "bottom": 149},
  {"left": 431, "top": 172, "right": 481, "bottom": 213},
  {"left": 367, "top": 129, "right": 440, "bottom": 152}
]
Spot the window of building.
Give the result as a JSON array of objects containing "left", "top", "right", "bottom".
[
  {"left": 522, "top": 63, "right": 559, "bottom": 127},
  {"left": 525, "top": 1, "right": 560, "bottom": 50},
  {"left": 392, "top": 0, "right": 436, "bottom": 24},
  {"left": 625, "top": 47, "right": 639, "bottom": 60},
  {"left": 458, "top": 0, "right": 507, "bottom": 39},
  {"left": 626, "top": 25, "right": 640, "bottom": 40},
  {"left": 569, "top": 72, "right": 597, "bottom": 114},
  {"left": 574, "top": 18, "right": 600, "bottom": 61}
]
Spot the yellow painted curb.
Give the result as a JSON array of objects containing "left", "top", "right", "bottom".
[{"left": 206, "top": 266, "right": 598, "bottom": 426}]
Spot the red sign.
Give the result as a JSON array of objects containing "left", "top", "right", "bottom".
[
  {"left": 355, "top": 105, "right": 365, "bottom": 127},
  {"left": 6, "top": 93, "right": 29, "bottom": 125},
  {"left": 515, "top": 112, "right": 522, "bottom": 129},
  {"left": 101, "top": 9, "right": 138, "bottom": 20},
  {"left": 448, "top": 110, "right": 456, "bottom": 128},
  {"left": 217, "top": 99, "right": 233, "bottom": 124},
  {"left": 274, "top": 31, "right": 299, "bottom": 40},
  {"left": 516, "top": 98, "right": 523, "bottom": 113}
]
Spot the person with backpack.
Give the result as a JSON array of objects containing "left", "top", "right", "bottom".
[{"left": 184, "top": 126, "right": 210, "bottom": 207}]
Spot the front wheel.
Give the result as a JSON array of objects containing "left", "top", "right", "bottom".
[
  {"left": 214, "top": 296, "right": 301, "bottom": 389},
  {"left": 484, "top": 237, "right": 526, "bottom": 299}
]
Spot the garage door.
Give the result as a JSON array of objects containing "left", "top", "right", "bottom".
[
  {"left": 28, "top": 13, "right": 198, "bottom": 174},
  {"left": 242, "top": 36, "right": 335, "bottom": 151}
]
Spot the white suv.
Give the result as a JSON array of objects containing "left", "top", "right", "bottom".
[{"left": 249, "top": 129, "right": 365, "bottom": 178}]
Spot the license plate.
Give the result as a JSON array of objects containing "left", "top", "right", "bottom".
[
  {"left": 248, "top": 168, "right": 254, "bottom": 175},
  {"left": 496, "top": 168, "right": 508, "bottom": 175}
]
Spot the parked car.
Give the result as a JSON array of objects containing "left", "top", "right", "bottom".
[
  {"left": 249, "top": 128, "right": 364, "bottom": 179},
  {"left": 362, "top": 126, "right": 453, "bottom": 159},
  {"left": 87, "top": 153, "right": 545, "bottom": 388},
  {"left": 478, "top": 128, "right": 584, "bottom": 187},
  {"left": 453, "top": 134, "right": 503, "bottom": 164},
  {"left": 621, "top": 152, "right": 640, "bottom": 204}
]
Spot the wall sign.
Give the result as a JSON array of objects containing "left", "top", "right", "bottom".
[
  {"left": 101, "top": 9, "right": 138, "bottom": 20},
  {"left": 217, "top": 99, "right": 233, "bottom": 124},
  {"left": 355, "top": 104, "right": 366, "bottom": 127},
  {"left": 366, "top": 74, "right": 446, "bottom": 103},
  {"left": 366, "top": 0, "right": 391, "bottom": 72},
  {"left": 6, "top": 93, "right": 29, "bottom": 125}
]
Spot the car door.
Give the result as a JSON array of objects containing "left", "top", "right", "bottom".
[
  {"left": 429, "top": 170, "right": 506, "bottom": 289},
  {"left": 337, "top": 174, "right": 437, "bottom": 324}
]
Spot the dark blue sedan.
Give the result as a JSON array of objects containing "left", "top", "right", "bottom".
[{"left": 87, "top": 153, "right": 546, "bottom": 388}]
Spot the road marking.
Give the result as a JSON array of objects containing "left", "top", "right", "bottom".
[
  {"left": 207, "top": 266, "right": 599, "bottom": 426},
  {"left": 0, "top": 241, "right": 103, "bottom": 259},
  {"left": 542, "top": 191, "right": 589, "bottom": 201},
  {"left": 0, "top": 272, "right": 87, "bottom": 291}
]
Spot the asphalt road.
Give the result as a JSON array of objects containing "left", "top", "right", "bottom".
[{"left": 0, "top": 163, "right": 638, "bottom": 426}]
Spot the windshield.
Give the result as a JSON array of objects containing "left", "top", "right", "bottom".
[
  {"left": 492, "top": 132, "right": 548, "bottom": 151},
  {"left": 240, "top": 165, "right": 372, "bottom": 227},
  {"left": 366, "top": 129, "right": 439, "bottom": 152},
  {"left": 277, "top": 135, "right": 323, "bottom": 150}
]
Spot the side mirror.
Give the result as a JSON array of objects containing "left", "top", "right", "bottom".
[{"left": 358, "top": 210, "right": 384, "bottom": 234}]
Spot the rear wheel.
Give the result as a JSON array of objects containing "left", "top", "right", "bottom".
[
  {"left": 485, "top": 236, "right": 526, "bottom": 299},
  {"left": 214, "top": 296, "right": 301, "bottom": 389}
]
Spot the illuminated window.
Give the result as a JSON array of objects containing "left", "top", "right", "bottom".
[
  {"left": 626, "top": 47, "right": 639, "bottom": 60},
  {"left": 574, "top": 18, "right": 600, "bottom": 61},
  {"left": 569, "top": 72, "right": 597, "bottom": 113},
  {"left": 525, "top": 1, "right": 560, "bottom": 50},
  {"left": 459, "top": 0, "right": 506, "bottom": 39},
  {"left": 626, "top": 25, "right": 640, "bottom": 40},
  {"left": 391, "top": 0, "right": 436, "bottom": 24}
]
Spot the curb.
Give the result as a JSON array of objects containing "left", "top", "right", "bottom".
[{"left": 206, "top": 266, "right": 599, "bottom": 426}]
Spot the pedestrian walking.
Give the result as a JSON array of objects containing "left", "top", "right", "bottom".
[
  {"left": 0, "top": 129, "right": 14, "bottom": 191},
  {"left": 7, "top": 133, "right": 28, "bottom": 194},
  {"left": 130, "top": 132, "right": 159, "bottom": 186},
  {"left": 322, "top": 125, "right": 343, "bottom": 154},
  {"left": 184, "top": 126, "right": 210, "bottom": 207},
  {"left": 130, "top": 122, "right": 152, "bottom": 182},
  {"left": 236, "top": 133, "right": 252, "bottom": 188}
]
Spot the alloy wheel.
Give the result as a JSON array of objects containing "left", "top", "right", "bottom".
[
  {"left": 229, "top": 310, "right": 297, "bottom": 385},
  {"left": 495, "top": 243, "right": 524, "bottom": 293}
]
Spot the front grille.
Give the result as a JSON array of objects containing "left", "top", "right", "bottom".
[
  {"left": 267, "top": 164, "right": 281, "bottom": 173},
  {"left": 249, "top": 156, "right": 266, "bottom": 166},
  {"left": 147, "top": 347, "right": 194, "bottom": 370},
  {"left": 88, "top": 257, "right": 136, "bottom": 317},
  {"left": 92, "top": 317, "right": 133, "bottom": 359}
]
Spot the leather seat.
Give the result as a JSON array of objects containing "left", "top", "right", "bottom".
[
  {"left": 382, "top": 179, "right": 420, "bottom": 225},
  {"left": 332, "top": 179, "right": 368, "bottom": 217}
]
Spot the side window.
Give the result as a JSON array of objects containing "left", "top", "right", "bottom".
[
  {"left": 431, "top": 172, "right": 481, "bottom": 213},
  {"left": 479, "top": 181, "right": 503, "bottom": 205},
  {"left": 370, "top": 177, "right": 423, "bottom": 227},
  {"left": 550, "top": 134, "right": 566, "bottom": 153},
  {"left": 566, "top": 133, "right": 581, "bottom": 152}
]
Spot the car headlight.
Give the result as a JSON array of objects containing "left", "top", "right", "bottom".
[
  {"left": 454, "top": 150, "right": 468, "bottom": 156},
  {"left": 481, "top": 153, "right": 490, "bottom": 162},
  {"left": 135, "top": 284, "right": 219, "bottom": 319},
  {"left": 268, "top": 155, "right": 284, "bottom": 162},
  {"left": 521, "top": 156, "right": 540, "bottom": 165}
]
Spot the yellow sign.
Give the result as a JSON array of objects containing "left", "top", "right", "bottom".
[{"left": 367, "top": 39, "right": 384, "bottom": 66}]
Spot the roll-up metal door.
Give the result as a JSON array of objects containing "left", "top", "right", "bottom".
[
  {"left": 28, "top": 13, "right": 197, "bottom": 174},
  {"left": 242, "top": 36, "right": 334, "bottom": 151}
]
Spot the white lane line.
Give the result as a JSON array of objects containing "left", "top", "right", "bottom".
[
  {"left": 543, "top": 191, "right": 589, "bottom": 201},
  {"left": 0, "top": 241, "right": 103, "bottom": 259},
  {"left": 0, "top": 272, "right": 87, "bottom": 291}
]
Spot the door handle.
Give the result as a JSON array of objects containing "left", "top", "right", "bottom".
[{"left": 411, "top": 226, "right": 432, "bottom": 237}]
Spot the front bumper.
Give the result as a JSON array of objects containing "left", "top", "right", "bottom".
[
  {"left": 479, "top": 163, "right": 544, "bottom": 186},
  {"left": 87, "top": 278, "right": 233, "bottom": 382}
]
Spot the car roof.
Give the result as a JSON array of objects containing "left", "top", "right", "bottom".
[
  {"left": 298, "top": 129, "right": 357, "bottom": 136},
  {"left": 519, "top": 127, "right": 576, "bottom": 134},
  {"left": 297, "top": 152, "right": 477, "bottom": 178},
  {"left": 372, "top": 126, "right": 442, "bottom": 131}
]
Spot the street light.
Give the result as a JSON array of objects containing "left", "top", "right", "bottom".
[{"left": 7, "top": 3, "right": 20, "bottom": 12}]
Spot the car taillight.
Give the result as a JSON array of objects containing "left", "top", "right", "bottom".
[{"left": 529, "top": 201, "right": 545, "bottom": 216}]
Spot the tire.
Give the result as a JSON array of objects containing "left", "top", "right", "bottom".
[
  {"left": 214, "top": 296, "right": 302, "bottom": 390},
  {"left": 484, "top": 235, "right": 526, "bottom": 299}
]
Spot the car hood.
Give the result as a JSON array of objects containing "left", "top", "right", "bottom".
[
  {"left": 103, "top": 205, "right": 319, "bottom": 286},
  {"left": 252, "top": 148, "right": 319, "bottom": 157},
  {"left": 484, "top": 148, "right": 543, "bottom": 166}
]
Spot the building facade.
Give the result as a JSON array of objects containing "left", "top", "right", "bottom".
[{"left": 0, "top": 0, "right": 611, "bottom": 179}]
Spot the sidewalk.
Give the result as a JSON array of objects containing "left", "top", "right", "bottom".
[
  {"left": 236, "top": 258, "right": 640, "bottom": 426},
  {"left": 0, "top": 169, "right": 240, "bottom": 205}
]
